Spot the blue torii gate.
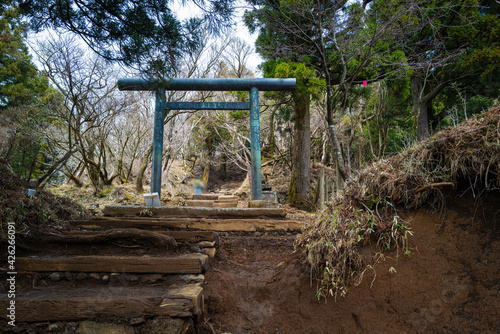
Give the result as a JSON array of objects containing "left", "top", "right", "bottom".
[{"left": 118, "top": 78, "right": 296, "bottom": 201}]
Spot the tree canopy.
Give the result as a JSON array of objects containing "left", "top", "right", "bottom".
[{"left": 16, "top": 0, "right": 236, "bottom": 77}]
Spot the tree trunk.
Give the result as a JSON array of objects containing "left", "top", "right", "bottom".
[
  {"left": 288, "top": 93, "right": 311, "bottom": 208},
  {"left": 37, "top": 150, "right": 74, "bottom": 187},
  {"left": 264, "top": 110, "right": 276, "bottom": 157},
  {"left": 411, "top": 74, "right": 430, "bottom": 140},
  {"left": 320, "top": 131, "right": 331, "bottom": 165},
  {"left": 136, "top": 144, "right": 153, "bottom": 193}
]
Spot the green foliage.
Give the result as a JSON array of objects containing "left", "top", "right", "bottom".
[
  {"left": 274, "top": 61, "right": 325, "bottom": 99},
  {"left": 0, "top": 6, "right": 48, "bottom": 108},
  {"left": 0, "top": 4, "right": 57, "bottom": 182},
  {"left": 363, "top": 79, "right": 413, "bottom": 158},
  {"left": 18, "top": 0, "right": 236, "bottom": 77}
]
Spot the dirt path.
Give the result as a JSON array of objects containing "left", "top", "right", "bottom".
[{"left": 201, "top": 196, "right": 500, "bottom": 334}]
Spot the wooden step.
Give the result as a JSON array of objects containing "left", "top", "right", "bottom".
[
  {"left": 70, "top": 217, "right": 304, "bottom": 232},
  {"left": 192, "top": 194, "right": 219, "bottom": 200},
  {"left": 13, "top": 254, "right": 209, "bottom": 274},
  {"left": 33, "top": 229, "right": 218, "bottom": 245},
  {"left": 0, "top": 285, "right": 203, "bottom": 322},
  {"left": 185, "top": 200, "right": 214, "bottom": 207},
  {"left": 217, "top": 195, "right": 238, "bottom": 201},
  {"left": 213, "top": 201, "right": 238, "bottom": 208},
  {"left": 103, "top": 205, "right": 285, "bottom": 218}
]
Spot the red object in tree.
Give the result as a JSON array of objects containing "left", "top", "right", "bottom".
[{"left": 363, "top": 80, "right": 367, "bottom": 86}]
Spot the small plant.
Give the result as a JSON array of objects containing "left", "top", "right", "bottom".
[{"left": 139, "top": 209, "right": 154, "bottom": 217}]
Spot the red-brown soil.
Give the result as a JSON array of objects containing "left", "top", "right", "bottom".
[{"left": 201, "top": 190, "right": 500, "bottom": 334}]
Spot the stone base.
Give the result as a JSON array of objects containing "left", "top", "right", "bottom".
[
  {"left": 262, "top": 191, "right": 277, "bottom": 204},
  {"left": 248, "top": 200, "right": 267, "bottom": 208}
]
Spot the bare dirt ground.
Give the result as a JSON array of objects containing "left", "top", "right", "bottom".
[{"left": 200, "top": 190, "right": 500, "bottom": 334}]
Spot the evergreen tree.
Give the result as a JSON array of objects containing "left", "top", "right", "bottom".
[{"left": 17, "top": 0, "right": 236, "bottom": 77}]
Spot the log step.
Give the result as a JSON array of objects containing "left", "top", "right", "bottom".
[
  {"left": 217, "top": 195, "right": 238, "bottom": 201},
  {"left": 70, "top": 217, "right": 304, "bottom": 232},
  {"left": 186, "top": 200, "right": 214, "bottom": 207},
  {"left": 192, "top": 194, "right": 219, "bottom": 200},
  {"left": 33, "top": 229, "right": 218, "bottom": 245},
  {"left": 213, "top": 201, "right": 238, "bottom": 208},
  {"left": 13, "top": 254, "right": 209, "bottom": 274},
  {"left": 102, "top": 205, "right": 285, "bottom": 218},
  {"left": 0, "top": 285, "right": 203, "bottom": 322}
]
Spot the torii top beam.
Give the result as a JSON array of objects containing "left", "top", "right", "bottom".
[{"left": 117, "top": 78, "right": 296, "bottom": 92}]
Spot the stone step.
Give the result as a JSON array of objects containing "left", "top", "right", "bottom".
[
  {"left": 0, "top": 285, "right": 203, "bottom": 322},
  {"left": 12, "top": 254, "right": 209, "bottom": 274},
  {"left": 70, "top": 217, "right": 304, "bottom": 232},
  {"left": 103, "top": 205, "right": 285, "bottom": 218}
]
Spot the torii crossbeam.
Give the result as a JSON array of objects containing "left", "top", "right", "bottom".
[{"left": 118, "top": 78, "right": 296, "bottom": 201}]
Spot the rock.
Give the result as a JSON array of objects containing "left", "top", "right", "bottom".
[
  {"left": 203, "top": 247, "right": 216, "bottom": 258},
  {"left": 47, "top": 323, "right": 62, "bottom": 331},
  {"left": 76, "top": 321, "right": 134, "bottom": 334},
  {"left": 248, "top": 200, "right": 266, "bottom": 208},
  {"left": 89, "top": 273, "right": 101, "bottom": 280},
  {"left": 140, "top": 274, "right": 163, "bottom": 284},
  {"left": 141, "top": 317, "right": 194, "bottom": 334},
  {"left": 180, "top": 274, "right": 205, "bottom": 284},
  {"left": 198, "top": 241, "right": 215, "bottom": 248},
  {"left": 49, "top": 272, "right": 61, "bottom": 282},
  {"left": 65, "top": 322, "right": 78, "bottom": 333},
  {"left": 128, "top": 274, "right": 140, "bottom": 282},
  {"left": 130, "top": 316, "right": 146, "bottom": 325},
  {"left": 64, "top": 272, "right": 74, "bottom": 281},
  {"left": 76, "top": 273, "right": 88, "bottom": 281},
  {"left": 102, "top": 275, "right": 109, "bottom": 281}
]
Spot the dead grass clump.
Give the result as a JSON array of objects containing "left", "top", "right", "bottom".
[
  {"left": 359, "top": 105, "right": 500, "bottom": 209},
  {"left": 0, "top": 160, "right": 89, "bottom": 244},
  {"left": 296, "top": 104, "right": 500, "bottom": 299}
]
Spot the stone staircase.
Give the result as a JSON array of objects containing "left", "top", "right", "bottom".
[{"left": 0, "top": 195, "right": 302, "bottom": 333}]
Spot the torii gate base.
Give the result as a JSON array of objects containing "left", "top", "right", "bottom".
[{"left": 118, "top": 78, "right": 296, "bottom": 201}]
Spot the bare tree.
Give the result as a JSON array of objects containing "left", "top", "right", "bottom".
[{"left": 34, "top": 35, "right": 134, "bottom": 193}]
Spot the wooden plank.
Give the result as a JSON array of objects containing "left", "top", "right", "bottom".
[
  {"left": 218, "top": 195, "right": 238, "bottom": 200},
  {"left": 31, "top": 228, "right": 176, "bottom": 247},
  {"left": 102, "top": 205, "right": 285, "bottom": 218},
  {"left": 0, "top": 285, "right": 202, "bottom": 322},
  {"left": 213, "top": 202, "right": 238, "bottom": 208},
  {"left": 192, "top": 194, "right": 219, "bottom": 200},
  {"left": 14, "top": 254, "right": 209, "bottom": 274},
  {"left": 185, "top": 200, "right": 214, "bottom": 207},
  {"left": 187, "top": 220, "right": 303, "bottom": 232},
  {"left": 70, "top": 217, "right": 303, "bottom": 232},
  {"left": 40, "top": 230, "right": 217, "bottom": 244}
]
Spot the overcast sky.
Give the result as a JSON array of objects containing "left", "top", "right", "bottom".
[{"left": 174, "top": 0, "right": 263, "bottom": 73}]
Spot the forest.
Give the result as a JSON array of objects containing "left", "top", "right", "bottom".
[{"left": 1, "top": 0, "right": 497, "bottom": 210}]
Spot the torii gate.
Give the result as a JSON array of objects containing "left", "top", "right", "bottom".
[{"left": 118, "top": 78, "right": 296, "bottom": 201}]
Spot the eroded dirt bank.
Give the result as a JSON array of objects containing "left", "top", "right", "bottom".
[{"left": 201, "top": 191, "right": 500, "bottom": 334}]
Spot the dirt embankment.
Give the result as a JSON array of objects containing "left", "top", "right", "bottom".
[{"left": 202, "top": 189, "right": 499, "bottom": 333}]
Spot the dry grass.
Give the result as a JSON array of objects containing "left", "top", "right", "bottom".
[
  {"left": 0, "top": 161, "right": 89, "bottom": 244},
  {"left": 296, "top": 104, "right": 500, "bottom": 299}
]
